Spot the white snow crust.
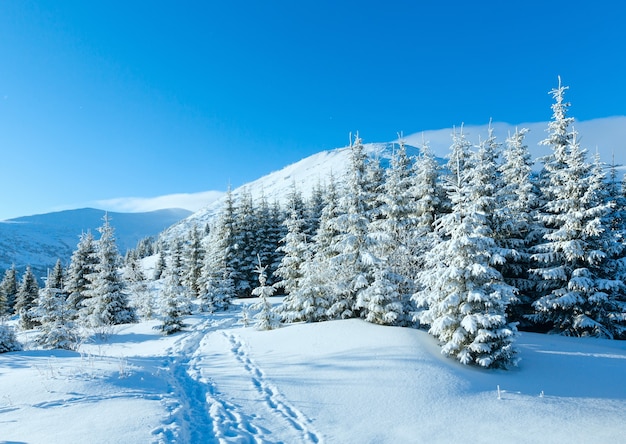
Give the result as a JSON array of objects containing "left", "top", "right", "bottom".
[{"left": 2, "top": 299, "right": 626, "bottom": 443}]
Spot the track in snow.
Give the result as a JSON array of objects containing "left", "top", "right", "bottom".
[
  {"left": 153, "top": 316, "right": 268, "bottom": 444},
  {"left": 153, "top": 316, "right": 322, "bottom": 444},
  {"left": 225, "top": 332, "right": 321, "bottom": 444}
]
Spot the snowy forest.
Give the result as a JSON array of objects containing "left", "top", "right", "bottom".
[{"left": 2, "top": 79, "right": 626, "bottom": 370}]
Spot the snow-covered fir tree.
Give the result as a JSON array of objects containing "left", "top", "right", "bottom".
[
  {"left": 443, "top": 126, "right": 472, "bottom": 211},
  {"left": 65, "top": 231, "right": 98, "bottom": 318},
  {"left": 363, "top": 154, "right": 385, "bottom": 219},
  {"left": 169, "top": 239, "right": 192, "bottom": 314},
  {"left": 232, "top": 189, "right": 258, "bottom": 297},
  {"left": 48, "top": 259, "right": 66, "bottom": 294},
  {"left": 606, "top": 156, "right": 626, "bottom": 243},
  {"left": 355, "top": 263, "right": 404, "bottom": 325},
  {"left": 251, "top": 258, "right": 280, "bottom": 331},
  {"left": 0, "top": 265, "right": 18, "bottom": 316},
  {"left": 268, "top": 199, "right": 287, "bottom": 280},
  {"left": 0, "top": 320, "right": 21, "bottom": 353},
  {"left": 407, "top": 141, "right": 442, "bottom": 275},
  {"left": 275, "top": 206, "right": 313, "bottom": 323},
  {"left": 0, "top": 282, "right": 6, "bottom": 316},
  {"left": 153, "top": 250, "right": 167, "bottom": 280},
  {"left": 15, "top": 266, "right": 40, "bottom": 330},
  {"left": 289, "top": 174, "right": 342, "bottom": 323},
  {"left": 326, "top": 135, "right": 377, "bottom": 320},
  {"left": 305, "top": 180, "right": 326, "bottom": 238},
  {"left": 363, "top": 140, "right": 414, "bottom": 324},
  {"left": 82, "top": 214, "right": 136, "bottom": 330},
  {"left": 531, "top": 89, "right": 626, "bottom": 338},
  {"left": 414, "top": 138, "right": 519, "bottom": 369},
  {"left": 271, "top": 184, "right": 307, "bottom": 295},
  {"left": 34, "top": 270, "right": 78, "bottom": 350},
  {"left": 155, "top": 241, "right": 189, "bottom": 335},
  {"left": 183, "top": 225, "right": 205, "bottom": 299},
  {"left": 275, "top": 198, "right": 309, "bottom": 294},
  {"left": 124, "top": 252, "right": 154, "bottom": 319},
  {"left": 252, "top": 192, "right": 285, "bottom": 287},
  {"left": 200, "top": 189, "right": 237, "bottom": 311},
  {"left": 133, "top": 236, "right": 156, "bottom": 259},
  {"left": 239, "top": 303, "right": 252, "bottom": 327},
  {"left": 530, "top": 79, "right": 626, "bottom": 338},
  {"left": 494, "top": 128, "right": 540, "bottom": 326}
]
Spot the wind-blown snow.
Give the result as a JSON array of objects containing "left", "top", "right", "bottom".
[{"left": 2, "top": 301, "right": 625, "bottom": 443}]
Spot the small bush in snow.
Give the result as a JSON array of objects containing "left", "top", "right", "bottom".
[{"left": 0, "top": 321, "right": 22, "bottom": 353}]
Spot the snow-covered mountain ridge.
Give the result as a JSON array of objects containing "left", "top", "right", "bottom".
[
  {"left": 163, "top": 142, "right": 424, "bottom": 239},
  {"left": 0, "top": 207, "right": 191, "bottom": 279}
]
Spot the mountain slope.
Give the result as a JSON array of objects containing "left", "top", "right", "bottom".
[
  {"left": 164, "top": 142, "right": 424, "bottom": 239},
  {"left": 0, "top": 207, "right": 191, "bottom": 279}
]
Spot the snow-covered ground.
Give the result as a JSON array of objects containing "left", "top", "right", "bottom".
[{"left": 2, "top": 300, "right": 626, "bottom": 444}]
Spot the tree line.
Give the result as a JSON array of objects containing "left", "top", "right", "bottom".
[{"left": 2, "top": 79, "right": 625, "bottom": 370}]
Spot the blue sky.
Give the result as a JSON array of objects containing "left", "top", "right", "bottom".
[{"left": 1, "top": 0, "right": 624, "bottom": 220}]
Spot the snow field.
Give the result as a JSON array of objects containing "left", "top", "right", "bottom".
[{"left": 2, "top": 301, "right": 626, "bottom": 443}]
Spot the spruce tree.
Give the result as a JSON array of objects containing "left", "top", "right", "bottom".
[
  {"left": 251, "top": 258, "right": 280, "bottom": 330},
  {"left": 443, "top": 126, "right": 472, "bottom": 211},
  {"left": 606, "top": 157, "right": 626, "bottom": 243},
  {"left": 408, "top": 141, "right": 442, "bottom": 276},
  {"left": 153, "top": 250, "right": 167, "bottom": 280},
  {"left": 0, "top": 280, "right": 5, "bottom": 316},
  {"left": 65, "top": 231, "right": 98, "bottom": 318},
  {"left": 233, "top": 189, "right": 258, "bottom": 297},
  {"left": 362, "top": 141, "right": 413, "bottom": 325},
  {"left": 0, "top": 266, "right": 18, "bottom": 316},
  {"left": 268, "top": 199, "right": 287, "bottom": 283},
  {"left": 124, "top": 251, "right": 153, "bottom": 319},
  {"left": 305, "top": 180, "right": 326, "bottom": 238},
  {"left": 15, "top": 266, "right": 40, "bottom": 330},
  {"left": 356, "top": 264, "right": 404, "bottom": 325},
  {"left": 414, "top": 138, "right": 519, "bottom": 369},
  {"left": 326, "top": 135, "right": 376, "bottom": 320},
  {"left": 156, "top": 242, "right": 189, "bottom": 335},
  {"left": 184, "top": 225, "right": 205, "bottom": 299},
  {"left": 494, "top": 128, "right": 539, "bottom": 326},
  {"left": 532, "top": 137, "right": 626, "bottom": 337},
  {"left": 363, "top": 155, "right": 385, "bottom": 219},
  {"left": 82, "top": 214, "right": 136, "bottom": 329},
  {"left": 275, "top": 207, "right": 313, "bottom": 323},
  {"left": 531, "top": 79, "right": 626, "bottom": 338},
  {"left": 35, "top": 271, "right": 78, "bottom": 350},
  {"left": 49, "top": 259, "right": 66, "bottom": 294},
  {"left": 293, "top": 174, "right": 341, "bottom": 322},
  {"left": 201, "top": 189, "right": 237, "bottom": 311},
  {"left": 254, "top": 193, "right": 283, "bottom": 287}
]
